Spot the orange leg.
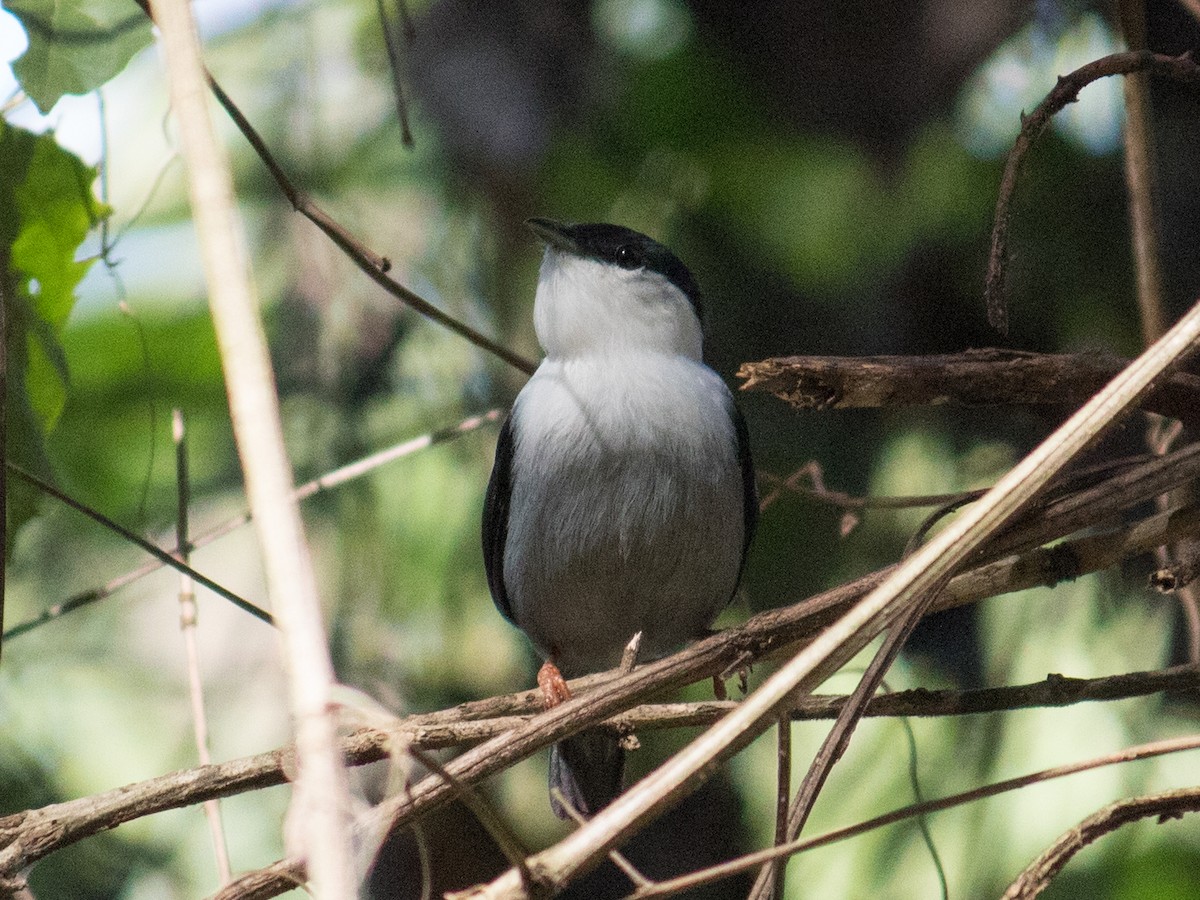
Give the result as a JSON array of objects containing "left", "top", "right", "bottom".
[{"left": 537, "top": 658, "right": 572, "bottom": 708}]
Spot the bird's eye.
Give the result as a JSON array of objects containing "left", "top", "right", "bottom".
[{"left": 614, "top": 244, "right": 643, "bottom": 269}]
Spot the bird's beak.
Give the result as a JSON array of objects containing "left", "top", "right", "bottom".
[{"left": 526, "top": 217, "right": 580, "bottom": 253}]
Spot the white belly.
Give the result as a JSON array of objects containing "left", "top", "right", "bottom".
[{"left": 503, "top": 355, "right": 745, "bottom": 677}]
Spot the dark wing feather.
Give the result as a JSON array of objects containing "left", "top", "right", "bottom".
[
  {"left": 733, "top": 402, "right": 758, "bottom": 578},
  {"left": 482, "top": 413, "right": 516, "bottom": 623}
]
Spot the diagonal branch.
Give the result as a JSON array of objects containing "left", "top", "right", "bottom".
[
  {"left": 629, "top": 737, "right": 1200, "bottom": 898},
  {"left": 128, "top": 0, "right": 536, "bottom": 376},
  {"left": 464, "top": 286, "right": 1200, "bottom": 898},
  {"left": 201, "top": 77, "right": 535, "bottom": 375},
  {"left": 147, "top": 0, "right": 354, "bottom": 894},
  {"left": 212, "top": 497, "right": 1200, "bottom": 897},
  {"left": 746, "top": 579, "right": 948, "bottom": 900},
  {"left": 6, "top": 391, "right": 1200, "bottom": 891},
  {"left": 2, "top": 657, "right": 1196, "bottom": 885},
  {"left": 6, "top": 463, "right": 272, "bottom": 625},
  {"left": 2, "top": 409, "right": 499, "bottom": 641}
]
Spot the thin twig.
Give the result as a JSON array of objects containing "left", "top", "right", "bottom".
[
  {"left": 770, "top": 716, "right": 790, "bottom": 900},
  {"left": 201, "top": 78, "right": 534, "bottom": 375},
  {"left": 1118, "top": 0, "right": 1166, "bottom": 345},
  {"left": 756, "top": 462, "right": 978, "bottom": 516},
  {"left": 5, "top": 462, "right": 273, "bottom": 625},
  {"left": 374, "top": 0, "right": 414, "bottom": 147},
  {"left": 2, "top": 409, "right": 500, "bottom": 640},
  {"left": 999, "top": 786, "right": 1200, "bottom": 899},
  {"left": 1117, "top": 1, "right": 1200, "bottom": 666},
  {"left": 0, "top": 248, "right": 9, "bottom": 662},
  {"left": 985, "top": 50, "right": 1200, "bottom": 331},
  {"left": 892, "top": 696, "right": 947, "bottom": 900},
  {"left": 406, "top": 747, "right": 533, "bottom": 883},
  {"left": 549, "top": 794, "right": 654, "bottom": 891},
  {"left": 747, "top": 580, "right": 948, "bottom": 899},
  {"left": 174, "top": 410, "right": 232, "bottom": 884},
  {"left": 626, "top": 736, "right": 1200, "bottom": 898},
  {"left": 126, "top": 0, "right": 535, "bottom": 374}
]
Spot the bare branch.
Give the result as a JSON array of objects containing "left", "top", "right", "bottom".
[
  {"left": 986, "top": 50, "right": 1200, "bottom": 331},
  {"left": 374, "top": 0, "right": 415, "bottom": 147},
  {"left": 747, "top": 583, "right": 946, "bottom": 899},
  {"left": 770, "top": 717, "right": 790, "bottom": 900},
  {"left": 148, "top": 0, "right": 353, "bottom": 893},
  {"left": 738, "top": 349, "right": 1200, "bottom": 427},
  {"left": 2, "top": 410, "right": 500, "bottom": 641},
  {"left": 5, "top": 436, "right": 1199, "bottom": 889},
  {"left": 1118, "top": 0, "right": 1166, "bottom": 345},
  {"left": 466, "top": 288, "right": 1200, "bottom": 897},
  {"left": 0, "top": 248, "right": 9, "bottom": 662},
  {"left": 6, "top": 462, "right": 272, "bottom": 625},
  {"left": 1000, "top": 786, "right": 1200, "bottom": 900},
  {"left": 210, "top": 494, "right": 1200, "bottom": 897},
  {"left": 3, "top": 660, "right": 1196, "bottom": 886},
  {"left": 630, "top": 737, "right": 1200, "bottom": 898},
  {"left": 173, "top": 410, "right": 232, "bottom": 884},
  {"left": 1117, "top": 0, "right": 1200, "bottom": 668},
  {"left": 1179, "top": 0, "right": 1200, "bottom": 24},
  {"left": 199, "top": 78, "right": 535, "bottom": 375}
]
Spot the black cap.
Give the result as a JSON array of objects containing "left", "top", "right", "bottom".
[{"left": 526, "top": 218, "right": 703, "bottom": 320}]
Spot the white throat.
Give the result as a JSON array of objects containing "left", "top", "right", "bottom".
[{"left": 533, "top": 249, "right": 704, "bottom": 362}]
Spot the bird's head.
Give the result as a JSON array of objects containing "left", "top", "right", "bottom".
[{"left": 527, "top": 218, "right": 704, "bottom": 361}]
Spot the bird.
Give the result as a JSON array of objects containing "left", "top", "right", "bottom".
[{"left": 482, "top": 218, "right": 757, "bottom": 818}]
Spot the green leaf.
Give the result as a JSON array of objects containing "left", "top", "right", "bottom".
[
  {"left": 10, "top": 128, "right": 106, "bottom": 333},
  {"left": 6, "top": 0, "right": 152, "bottom": 112},
  {"left": 0, "top": 120, "right": 108, "bottom": 540}
]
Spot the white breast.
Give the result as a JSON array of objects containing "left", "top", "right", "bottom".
[{"left": 503, "top": 353, "right": 745, "bottom": 676}]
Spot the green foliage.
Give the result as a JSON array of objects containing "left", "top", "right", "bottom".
[
  {"left": 5, "top": 0, "right": 152, "bottom": 112},
  {"left": 0, "top": 120, "right": 108, "bottom": 538},
  {"left": 49, "top": 304, "right": 233, "bottom": 518}
]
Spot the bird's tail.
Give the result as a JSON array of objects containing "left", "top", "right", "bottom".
[{"left": 549, "top": 730, "right": 625, "bottom": 819}]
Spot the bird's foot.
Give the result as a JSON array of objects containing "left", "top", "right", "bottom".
[
  {"left": 713, "top": 651, "right": 755, "bottom": 700},
  {"left": 537, "top": 660, "right": 572, "bottom": 708}
]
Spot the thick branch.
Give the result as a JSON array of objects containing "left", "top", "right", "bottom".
[{"left": 738, "top": 349, "right": 1200, "bottom": 428}]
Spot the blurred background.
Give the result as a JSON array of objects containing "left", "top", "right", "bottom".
[{"left": 2, "top": 0, "right": 1200, "bottom": 897}]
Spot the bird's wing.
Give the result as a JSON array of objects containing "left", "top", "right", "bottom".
[
  {"left": 733, "top": 402, "right": 758, "bottom": 573},
  {"left": 482, "top": 413, "right": 516, "bottom": 623}
]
